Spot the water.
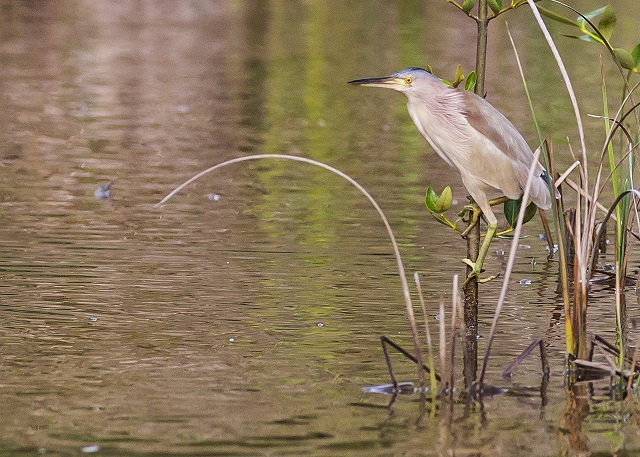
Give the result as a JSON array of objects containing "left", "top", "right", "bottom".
[{"left": 1, "top": 0, "right": 640, "bottom": 455}]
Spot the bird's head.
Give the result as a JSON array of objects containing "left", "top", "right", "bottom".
[{"left": 348, "top": 67, "right": 439, "bottom": 94}]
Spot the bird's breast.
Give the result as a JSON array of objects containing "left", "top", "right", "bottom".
[{"left": 406, "top": 98, "right": 470, "bottom": 169}]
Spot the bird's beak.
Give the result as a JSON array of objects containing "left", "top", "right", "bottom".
[{"left": 348, "top": 76, "right": 405, "bottom": 89}]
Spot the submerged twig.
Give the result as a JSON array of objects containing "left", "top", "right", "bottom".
[
  {"left": 380, "top": 336, "right": 441, "bottom": 383},
  {"left": 502, "top": 338, "right": 549, "bottom": 378}
]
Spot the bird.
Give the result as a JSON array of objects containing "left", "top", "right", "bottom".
[{"left": 348, "top": 67, "right": 552, "bottom": 284}]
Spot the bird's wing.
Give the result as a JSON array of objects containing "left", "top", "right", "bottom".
[
  {"left": 460, "top": 89, "right": 552, "bottom": 209},
  {"left": 460, "top": 89, "right": 538, "bottom": 170}
]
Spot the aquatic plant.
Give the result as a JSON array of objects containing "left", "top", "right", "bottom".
[
  {"left": 528, "top": 1, "right": 640, "bottom": 367},
  {"left": 441, "top": 0, "right": 640, "bottom": 382}
]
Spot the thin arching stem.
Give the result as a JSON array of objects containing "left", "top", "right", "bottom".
[{"left": 156, "top": 153, "right": 426, "bottom": 384}]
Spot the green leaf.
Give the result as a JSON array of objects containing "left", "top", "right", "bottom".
[
  {"left": 425, "top": 187, "right": 439, "bottom": 212},
  {"left": 452, "top": 65, "right": 465, "bottom": 88},
  {"left": 583, "top": 6, "right": 608, "bottom": 21},
  {"left": 523, "top": 202, "right": 538, "bottom": 225},
  {"left": 462, "top": 0, "right": 475, "bottom": 14},
  {"left": 578, "top": 34, "right": 599, "bottom": 43},
  {"left": 561, "top": 34, "right": 599, "bottom": 43},
  {"left": 613, "top": 47, "right": 635, "bottom": 70},
  {"left": 537, "top": 5, "right": 579, "bottom": 28},
  {"left": 577, "top": 6, "right": 607, "bottom": 34},
  {"left": 561, "top": 34, "right": 584, "bottom": 40},
  {"left": 504, "top": 200, "right": 517, "bottom": 228},
  {"left": 434, "top": 186, "right": 453, "bottom": 213},
  {"left": 631, "top": 43, "right": 640, "bottom": 67},
  {"left": 504, "top": 199, "right": 538, "bottom": 228},
  {"left": 597, "top": 5, "right": 616, "bottom": 42},
  {"left": 487, "top": 0, "right": 501, "bottom": 15},
  {"left": 464, "top": 71, "right": 477, "bottom": 91}
]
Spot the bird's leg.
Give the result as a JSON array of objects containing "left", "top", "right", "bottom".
[
  {"left": 459, "top": 196, "right": 511, "bottom": 237},
  {"left": 459, "top": 202, "right": 482, "bottom": 237},
  {"left": 463, "top": 221, "right": 498, "bottom": 285}
]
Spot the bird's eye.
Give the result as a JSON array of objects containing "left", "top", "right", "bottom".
[{"left": 405, "top": 77, "right": 413, "bottom": 84}]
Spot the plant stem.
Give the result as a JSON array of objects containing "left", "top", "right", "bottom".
[
  {"left": 461, "top": 0, "right": 489, "bottom": 386},
  {"left": 475, "top": 0, "right": 489, "bottom": 97},
  {"left": 462, "top": 219, "right": 479, "bottom": 386}
]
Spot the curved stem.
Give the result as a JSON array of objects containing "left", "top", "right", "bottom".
[{"left": 156, "top": 153, "right": 426, "bottom": 384}]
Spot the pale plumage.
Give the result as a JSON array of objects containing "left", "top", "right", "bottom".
[{"left": 349, "top": 67, "right": 552, "bottom": 283}]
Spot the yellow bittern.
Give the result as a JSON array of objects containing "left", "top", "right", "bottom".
[{"left": 349, "top": 67, "right": 552, "bottom": 283}]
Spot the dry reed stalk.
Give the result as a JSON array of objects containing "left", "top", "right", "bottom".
[{"left": 156, "top": 153, "right": 426, "bottom": 381}]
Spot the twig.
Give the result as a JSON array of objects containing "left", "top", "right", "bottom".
[{"left": 415, "top": 273, "right": 439, "bottom": 394}]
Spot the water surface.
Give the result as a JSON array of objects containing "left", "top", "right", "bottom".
[{"left": 1, "top": 1, "right": 640, "bottom": 455}]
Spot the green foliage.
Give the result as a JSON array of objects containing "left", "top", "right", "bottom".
[
  {"left": 442, "top": 65, "right": 466, "bottom": 88},
  {"left": 537, "top": 5, "right": 580, "bottom": 27},
  {"left": 539, "top": 4, "right": 640, "bottom": 73},
  {"left": 613, "top": 48, "right": 635, "bottom": 71},
  {"left": 594, "top": 5, "right": 616, "bottom": 41},
  {"left": 464, "top": 71, "right": 477, "bottom": 91},
  {"left": 503, "top": 198, "right": 537, "bottom": 229},
  {"left": 425, "top": 186, "right": 458, "bottom": 230},
  {"left": 487, "top": 0, "right": 502, "bottom": 15},
  {"left": 453, "top": 65, "right": 465, "bottom": 88},
  {"left": 425, "top": 187, "right": 439, "bottom": 212},
  {"left": 425, "top": 186, "right": 453, "bottom": 214},
  {"left": 435, "top": 186, "right": 453, "bottom": 213},
  {"left": 633, "top": 44, "right": 640, "bottom": 68},
  {"left": 442, "top": 66, "right": 477, "bottom": 91},
  {"left": 447, "top": 0, "right": 533, "bottom": 20}
]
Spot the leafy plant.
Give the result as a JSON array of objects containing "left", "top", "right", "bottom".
[
  {"left": 538, "top": 4, "right": 640, "bottom": 73},
  {"left": 528, "top": 1, "right": 640, "bottom": 362},
  {"left": 503, "top": 198, "right": 538, "bottom": 229}
]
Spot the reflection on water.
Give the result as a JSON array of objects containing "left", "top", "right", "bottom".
[{"left": 1, "top": 0, "right": 640, "bottom": 455}]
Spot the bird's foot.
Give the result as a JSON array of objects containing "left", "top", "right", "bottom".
[
  {"left": 495, "top": 226, "right": 515, "bottom": 238},
  {"left": 459, "top": 203, "right": 482, "bottom": 237},
  {"left": 462, "top": 258, "right": 499, "bottom": 286}
]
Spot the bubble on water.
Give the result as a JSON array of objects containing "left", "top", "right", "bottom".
[{"left": 518, "top": 279, "right": 532, "bottom": 285}]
